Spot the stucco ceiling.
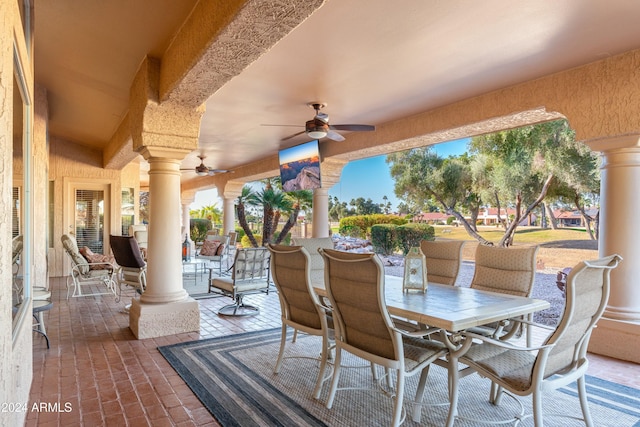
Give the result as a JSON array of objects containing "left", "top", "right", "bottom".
[{"left": 34, "top": 0, "right": 640, "bottom": 184}]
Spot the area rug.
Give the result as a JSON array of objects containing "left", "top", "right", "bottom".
[{"left": 158, "top": 329, "right": 640, "bottom": 427}]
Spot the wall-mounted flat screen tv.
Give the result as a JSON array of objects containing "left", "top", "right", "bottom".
[{"left": 278, "top": 139, "right": 321, "bottom": 192}]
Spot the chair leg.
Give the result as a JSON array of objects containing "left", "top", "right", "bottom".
[
  {"left": 445, "top": 355, "right": 460, "bottom": 427},
  {"left": 490, "top": 382, "right": 504, "bottom": 405},
  {"left": 412, "top": 366, "right": 430, "bottom": 422},
  {"left": 313, "top": 334, "right": 330, "bottom": 400},
  {"left": 577, "top": 376, "right": 594, "bottom": 427},
  {"left": 326, "top": 348, "right": 342, "bottom": 409},
  {"left": 274, "top": 324, "right": 288, "bottom": 374},
  {"left": 532, "top": 390, "right": 544, "bottom": 427},
  {"left": 391, "top": 369, "right": 405, "bottom": 427}
]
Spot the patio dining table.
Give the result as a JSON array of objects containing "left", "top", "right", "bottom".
[
  {"left": 313, "top": 275, "right": 550, "bottom": 426},
  {"left": 313, "top": 275, "right": 550, "bottom": 333}
]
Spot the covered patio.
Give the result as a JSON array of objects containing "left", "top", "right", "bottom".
[
  {"left": 25, "top": 276, "right": 638, "bottom": 425},
  {"left": 3, "top": 1, "right": 640, "bottom": 424}
]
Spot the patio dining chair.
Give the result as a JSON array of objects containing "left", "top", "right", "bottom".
[
  {"left": 449, "top": 254, "right": 622, "bottom": 427},
  {"left": 419, "top": 239, "right": 465, "bottom": 286},
  {"left": 319, "top": 248, "right": 447, "bottom": 427},
  {"left": 469, "top": 244, "right": 538, "bottom": 346},
  {"left": 291, "top": 237, "right": 334, "bottom": 287},
  {"left": 267, "top": 244, "right": 333, "bottom": 399}
]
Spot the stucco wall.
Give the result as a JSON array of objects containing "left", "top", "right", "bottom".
[
  {"left": 1, "top": 1, "right": 34, "bottom": 425},
  {"left": 48, "top": 137, "right": 123, "bottom": 277}
]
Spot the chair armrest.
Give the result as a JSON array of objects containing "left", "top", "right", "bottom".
[
  {"left": 462, "top": 330, "right": 554, "bottom": 352},
  {"left": 503, "top": 317, "right": 555, "bottom": 331},
  {"left": 394, "top": 325, "right": 442, "bottom": 339}
]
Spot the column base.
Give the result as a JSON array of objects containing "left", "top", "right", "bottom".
[
  {"left": 589, "top": 317, "right": 640, "bottom": 363},
  {"left": 129, "top": 297, "right": 200, "bottom": 339}
]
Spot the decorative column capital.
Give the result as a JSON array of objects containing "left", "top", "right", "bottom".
[
  {"left": 222, "top": 180, "right": 246, "bottom": 200},
  {"left": 320, "top": 158, "right": 348, "bottom": 189},
  {"left": 584, "top": 133, "right": 640, "bottom": 153},
  {"left": 130, "top": 56, "right": 204, "bottom": 154}
]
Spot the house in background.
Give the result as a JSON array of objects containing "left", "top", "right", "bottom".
[{"left": 554, "top": 209, "right": 599, "bottom": 228}]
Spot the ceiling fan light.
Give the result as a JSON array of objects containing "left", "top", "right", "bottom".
[
  {"left": 195, "top": 164, "right": 209, "bottom": 176},
  {"left": 307, "top": 128, "right": 327, "bottom": 139},
  {"left": 306, "top": 119, "right": 328, "bottom": 139}
]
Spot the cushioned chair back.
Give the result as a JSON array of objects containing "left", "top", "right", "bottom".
[
  {"left": 110, "top": 235, "right": 146, "bottom": 268},
  {"left": 268, "top": 244, "right": 322, "bottom": 329},
  {"left": 228, "top": 231, "right": 237, "bottom": 246},
  {"left": 61, "top": 234, "right": 90, "bottom": 275},
  {"left": 12, "top": 235, "right": 23, "bottom": 264},
  {"left": 320, "top": 249, "right": 397, "bottom": 360},
  {"left": 128, "top": 224, "right": 148, "bottom": 249},
  {"left": 292, "top": 237, "right": 334, "bottom": 286},
  {"left": 541, "top": 254, "right": 621, "bottom": 378},
  {"left": 420, "top": 240, "right": 465, "bottom": 285},
  {"left": 471, "top": 245, "right": 538, "bottom": 297},
  {"left": 232, "top": 247, "right": 269, "bottom": 281}
]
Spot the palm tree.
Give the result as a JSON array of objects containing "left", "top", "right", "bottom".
[
  {"left": 191, "top": 204, "right": 222, "bottom": 226},
  {"left": 253, "top": 187, "right": 289, "bottom": 245},
  {"left": 236, "top": 186, "right": 259, "bottom": 247},
  {"left": 275, "top": 190, "right": 313, "bottom": 244}
]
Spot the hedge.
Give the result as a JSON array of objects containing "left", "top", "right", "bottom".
[
  {"left": 370, "top": 224, "right": 398, "bottom": 255},
  {"left": 396, "top": 223, "right": 435, "bottom": 255},
  {"left": 338, "top": 214, "right": 407, "bottom": 237}
]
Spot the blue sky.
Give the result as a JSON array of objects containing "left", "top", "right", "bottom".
[
  {"left": 328, "top": 138, "right": 469, "bottom": 209},
  {"left": 192, "top": 138, "right": 469, "bottom": 210}
]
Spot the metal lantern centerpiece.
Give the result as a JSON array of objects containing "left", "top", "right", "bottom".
[
  {"left": 403, "top": 246, "right": 428, "bottom": 293},
  {"left": 182, "top": 235, "right": 191, "bottom": 262}
]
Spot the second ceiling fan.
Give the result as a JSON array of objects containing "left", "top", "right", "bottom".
[
  {"left": 180, "top": 155, "right": 231, "bottom": 176},
  {"left": 274, "top": 102, "right": 375, "bottom": 142}
]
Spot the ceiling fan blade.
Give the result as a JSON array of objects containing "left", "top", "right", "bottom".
[
  {"left": 207, "top": 169, "right": 231, "bottom": 175},
  {"left": 326, "top": 130, "right": 345, "bottom": 142},
  {"left": 281, "top": 130, "right": 306, "bottom": 141},
  {"left": 260, "top": 124, "right": 302, "bottom": 127},
  {"left": 330, "top": 124, "right": 375, "bottom": 132}
]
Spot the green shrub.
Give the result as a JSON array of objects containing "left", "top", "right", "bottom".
[
  {"left": 339, "top": 214, "right": 407, "bottom": 236},
  {"left": 235, "top": 227, "right": 246, "bottom": 241},
  {"left": 272, "top": 231, "right": 291, "bottom": 245},
  {"left": 241, "top": 234, "right": 262, "bottom": 247},
  {"left": 190, "top": 218, "right": 212, "bottom": 244},
  {"left": 370, "top": 224, "right": 398, "bottom": 255},
  {"left": 396, "top": 223, "right": 435, "bottom": 255},
  {"left": 341, "top": 225, "right": 363, "bottom": 238},
  {"left": 446, "top": 216, "right": 455, "bottom": 225}
]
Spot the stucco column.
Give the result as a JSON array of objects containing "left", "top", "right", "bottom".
[
  {"left": 312, "top": 158, "right": 348, "bottom": 238},
  {"left": 222, "top": 180, "right": 244, "bottom": 235},
  {"left": 127, "top": 56, "right": 201, "bottom": 339},
  {"left": 222, "top": 197, "right": 235, "bottom": 235},
  {"left": 129, "top": 149, "right": 200, "bottom": 339},
  {"left": 585, "top": 135, "right": 640, "bottom": 363},
  {"left": 182, "top": 190, "right": 196, "bottom": 253},
  {"left": 312, "top": 187, "right": 330, "bottom": 238}
]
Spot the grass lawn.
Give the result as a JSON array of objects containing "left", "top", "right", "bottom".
[
  {"left": 331, "top": 224, "right": 599, "bottom": 270},
  {"left": 433, "top": 225, "right": 598, "bottom": 270}
]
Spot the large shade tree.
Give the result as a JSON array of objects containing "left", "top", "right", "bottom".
[{"left": 388, "top": 120, "right": 599, "bottom": 247}]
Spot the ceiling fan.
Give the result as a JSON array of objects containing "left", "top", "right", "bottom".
[
  {"left": 266, "top": 102, "right": 375, "bottom": 142},
  {"left": 180, "top": 155, "right": 231, "bottom": 176}
]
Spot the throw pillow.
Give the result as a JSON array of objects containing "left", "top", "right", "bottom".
[
  {"left": 215, "top": 243, "right": 226, "bottom": 256},
  {"left": 80, "top": 246, "right": 115, "bottom": 270},
  {"left": 200, "top": 240, "right": 221, "bottom": 256}
]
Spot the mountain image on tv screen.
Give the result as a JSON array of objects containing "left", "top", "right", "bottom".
[{"left": 278, "top": 140, "right": 321, "bottom": 192}]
